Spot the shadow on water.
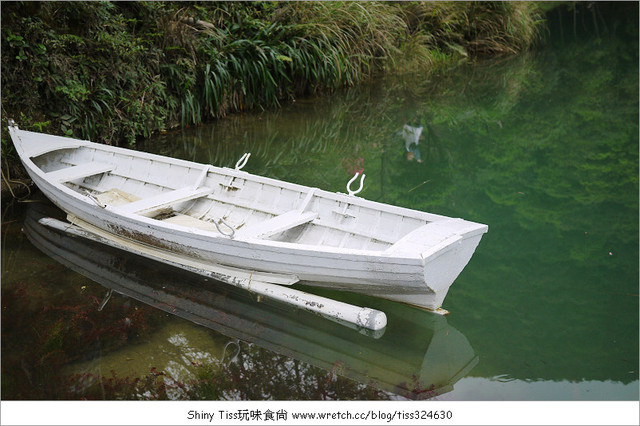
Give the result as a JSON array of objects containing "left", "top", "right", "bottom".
[{"left": 8, "top": 200, "right": 477, "bottom": 400}]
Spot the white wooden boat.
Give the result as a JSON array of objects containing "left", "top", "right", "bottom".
[{"left": 9, "top": 121, "right": 488, "bottom": 312}]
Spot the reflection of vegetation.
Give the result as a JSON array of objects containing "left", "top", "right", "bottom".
[
  {"left": 476, "top": 28, "right": 638, "bottom": 249},
  {"left": 59, "top": 342, "right": 389, "bottom": 400},
  {"left": 151, "top": 46, "right": 538, "bottom": 201},
  {"left": 189, "top": 342, "right": 389, "bottom": 400},
  {"left": 1, "top": 275, "right": 165, "bottom": 399},
  {"left": 436, "top": 7, "right": 639, "bottom": 383}
]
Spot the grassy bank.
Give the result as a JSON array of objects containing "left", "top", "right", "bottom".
[{"left": 0, "top": 1, "right": 544, "bottom": 174}]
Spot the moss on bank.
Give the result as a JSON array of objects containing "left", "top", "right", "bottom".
[{"left": 0, "top": 1, "right": 543, "bottom": 166}]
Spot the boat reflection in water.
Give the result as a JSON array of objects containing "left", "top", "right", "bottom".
[{"left": 23, "top": 203, "right": 478, "bottom": 400}]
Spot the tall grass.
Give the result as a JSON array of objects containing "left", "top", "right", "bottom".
[
  {"left": 395, "top": 1, "right": 544, "bottom": 57},
  {"left": 1, "top": 1, "right": 544, "bottom": 150}
]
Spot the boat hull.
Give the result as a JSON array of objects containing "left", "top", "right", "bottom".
[{"left": 10, "top": 125, "right": 487, "bottom": 311}]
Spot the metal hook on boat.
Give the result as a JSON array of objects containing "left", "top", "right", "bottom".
[
  {"left": 214, "top": 218, "right": 236, "bottom": 238},
  {"left": 235, "top": 153, "right": 251, "bottom": 170},
  {"left": 346, "top": 170, "right": 366, "bottom": 196}
]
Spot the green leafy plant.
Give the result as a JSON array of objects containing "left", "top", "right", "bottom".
[{"left": 1, "top": 1, "right": 544, "bottom": 151}]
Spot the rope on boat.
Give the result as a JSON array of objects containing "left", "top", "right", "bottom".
[
  {"left": 84, "top": 191, "right": 107, "bottom": 208},
  {"left": 214, "top": 217, "right": 236, "bottom": 238}
]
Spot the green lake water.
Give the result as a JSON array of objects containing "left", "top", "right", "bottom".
[{"left": 2, "top": 4, "right": 638, "bottom": 400}]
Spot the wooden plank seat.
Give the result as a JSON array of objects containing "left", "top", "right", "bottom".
[
  {"left": 236, "top": 210, "right": 318, "bottom": 239},
  {"left": 47, "top": 162, "right": 114, "bottom": 183},
  {"left": 113, "top": 186, "right": 213, "bottom": 216}
]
